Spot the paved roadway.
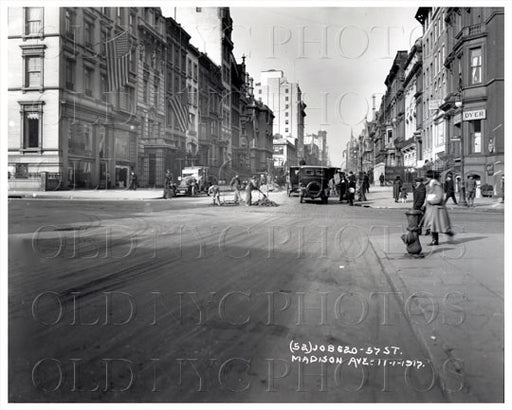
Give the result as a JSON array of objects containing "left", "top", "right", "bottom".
[{"left": 7, "top": 191, "right": 504, "bottom": 403}]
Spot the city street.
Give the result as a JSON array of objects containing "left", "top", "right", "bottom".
[{"left": 8, "top": 192, "right": 504, "bottom": 403}]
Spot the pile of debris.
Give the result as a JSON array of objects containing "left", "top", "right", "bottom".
[{"left": 252, "top": 197, "right": 279, "bottom": 207}]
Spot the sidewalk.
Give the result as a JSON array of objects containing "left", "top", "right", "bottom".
[
  {"left": 353, "top": 184, "right": 504, "bottom": 213},
  {"left": 367, "top": 193, "right": 504, "bottom": 402},
  {"left": 7, "top": 187, "right": 165, "bottom": 201}
]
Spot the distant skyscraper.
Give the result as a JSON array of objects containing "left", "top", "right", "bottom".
[{"left": 254, "top": 70, "right": 306, "bottom": 161}]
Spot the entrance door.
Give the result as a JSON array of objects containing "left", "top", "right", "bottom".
[
  {"left": 99, "top": 161, "right": 110, "bottom": 189},
  {"left": 115, "top": 166, "right": 128, "bottom": 188},
  {"left": 148, "top": 154, "right": 156, "bottom": 187}
]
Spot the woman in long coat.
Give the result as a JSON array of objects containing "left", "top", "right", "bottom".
[{"left": 423, "top": 170, "right": 455, "bottom": 245}]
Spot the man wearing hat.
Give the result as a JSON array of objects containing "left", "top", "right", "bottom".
[
  {"left": 393, "top": 175, "right": 403, "bottom": 202},
  {"left": 413, "top": 177, "right": 426, "bottom": 211},
  {"left": 444, "top": 172, "right": 457, "bottom": 204}
]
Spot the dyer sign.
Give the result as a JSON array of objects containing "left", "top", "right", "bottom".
[{"left": 463, "top": 109, "right": 486, "bottom": 121}]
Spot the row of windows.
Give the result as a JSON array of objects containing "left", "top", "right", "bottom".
[
  {"left": 186, "top": 57, "right": 198, "bottom": 81},
  {"left": 423, "top": 47, "right": 482, "bottom": 118},
  {"left": 423, "top": 10, "right": 446, "bottom": 55},
  {"left": 423, "top": 120, "right": 483, "bottom": 154}
]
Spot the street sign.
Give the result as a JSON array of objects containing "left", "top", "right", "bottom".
[
  {"left": 463, "top": 109, "right": 486, "bottom": 121},
  {"left": 454, "top": 113, "right": 462, "bottom": 125}
]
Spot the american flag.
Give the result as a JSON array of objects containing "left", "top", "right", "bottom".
[
  {"left": 169, "top": 94, "right": 189, "bottom": 133},
  {"left": 106, "top": 31, "right": 131, "bottom": 92}
]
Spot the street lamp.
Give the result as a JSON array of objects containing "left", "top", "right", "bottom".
[{"left": 454, "top": 100, "right": 468, "bottom": 206}]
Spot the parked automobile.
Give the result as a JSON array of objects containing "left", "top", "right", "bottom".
[
  {"left": 181, "top": 166, "right": 209, "bottom": 193},
  {"left": 480, "top": 183, "right": 494, "bottom": 197},
  {"left": 175, "top": 176, "right": 198, "bottom": 196},
  {"left": 298, "top": 166, "right": 335, "bottom": 204}
]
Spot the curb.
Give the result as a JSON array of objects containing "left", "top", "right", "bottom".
[
  {"left": 8, "top": 194, "right": 164, "bottom": 201},
  {"left": 367, "top": 237, "right": 454, "bottom": 402}
]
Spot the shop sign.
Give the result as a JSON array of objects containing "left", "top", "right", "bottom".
[
  {"left": 486, "top": 163, "right": 494, "bottom": 176},
  {"left": 463, "top": 109, "right": 486, "bottom": 121},
  {"left": 453, "top": 113, "right": 462, "bottom": 125}
]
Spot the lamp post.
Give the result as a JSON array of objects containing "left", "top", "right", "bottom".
[{"left": 454, "top": 100, "right": 467, "bottom": 206}]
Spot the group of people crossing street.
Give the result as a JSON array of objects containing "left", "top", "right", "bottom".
[{"left": 331, "top": 171, "right": 370, "bottom": 206}]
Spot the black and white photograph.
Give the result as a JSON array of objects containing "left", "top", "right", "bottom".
[{"left": 1, "top": 1, "right": 510, "bottom": 408}]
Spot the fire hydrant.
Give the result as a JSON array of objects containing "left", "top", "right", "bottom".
[{"left": 401, "top": 210, "right": 423, "bottom": 256}]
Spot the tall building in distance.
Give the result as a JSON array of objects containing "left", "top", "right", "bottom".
[
  {"left": 254, "top": 70, "right": 306, "bottom": 161},
  {"left": 304, "top": 130, "right": 328, "bottom": 166}
]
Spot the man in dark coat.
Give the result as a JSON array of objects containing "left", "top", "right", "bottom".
[
  {"left": 443, "top": 173, "right": 457, "bottom": 204},
  {"left": 413, "top": 177, "right": 426, "bottom": 211},
  {"left": 129, "top": 169, "right": 138, "bottom": 190},
  {"left": 363, "top": 172, "right": 370, "bottom": 193},
  {"left": 347, "top": 171, "right": 356, "bottom": 206},
  {"left": 164, "top": 169, "right": 173, "bottom": 199},
  {"left": 413, "top": 177, "right": 427, "bottom": 235},
  {"left": 338, "top": 172, "right": 347, "bottom": 203},
  {"left": 392, "top": 176, "right": 402, "bottom": 202},
  {"left": 379, "top": 173, "right": 385, "bottom": 186}
]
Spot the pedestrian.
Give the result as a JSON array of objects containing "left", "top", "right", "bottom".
[
  {"left": 379, "top": 173, "right": 385, "bottom": 186},
  {"left": 501, "top": 175, "right": 505, "bottom": 201},
  {"left": 412, "top": 177, "right": 426, "bottom": 235},
  {"left": 328, "top": 175, "right": 336, "bottom": 197},
  {"left": 197, "top": 174, "right": 205, "bottom": 193},
  {"left": 444, "top": 172, "right": 457, "bottom": 204},
  {"left": 129, "top": 168, "right": 138, "bottom": 190},
  {"left": 245, "top": 177, "right": 257, "bottom": 206},
  {"left": 423, "top": 170, "right": 455, "bottom": 246},
  {"left": 347, "top": 171, "right": 356, "bottom": 206},
  {"left": 465, "top": 175, "right": 476, "bottom": 207},
  {"left": 164, "top": 169, "right": 173, "bottom": 199},
  {"left": 229, "top": 174, "right": 242, "bottom": 204},
  {"left": 357, "top": 173, "right": 367, "bottom": 202},
  {"left": 260, "top": 174, "right": 266, "bottom": 188},
  {"left": 399, "top": 185, "right": 408, "bottom": 203},
  {"left": 208, "top": 184, "right": 221, "bottom": 205},
  {"left": 455, "top": 176, "right": 463, "bottom": 203},
  {"left": 338, "top": 172, "right": 347, "bottom": 203},
  {"left": 393, "top": 176, "right": 402, "bottom": 202},
  {"left": 363, "top": 172, "right": 370, "bottom": 193}
]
